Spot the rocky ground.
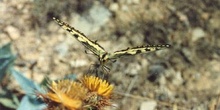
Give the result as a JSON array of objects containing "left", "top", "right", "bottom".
[{"left": 0, "top": 0, "right": 220, "bottom": 110}]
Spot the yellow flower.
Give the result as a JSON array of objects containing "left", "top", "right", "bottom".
[
  {"left": 81, "top": 75, "right": 114, "bottom": 109},
  {"left": 46, "top": 91, "right": 82, "bottom": 110},
  {"left": 49, "top": 80, "right": 88, "bottom": 100},
  {"left": 39, "top": 80, "right": 88, "bottom": 110},
  {"left": 37, "top": 77, "right": 114, "bottom": 110},
  {"left": 81, "top": 75, "right": 114, "bottom": 98}
]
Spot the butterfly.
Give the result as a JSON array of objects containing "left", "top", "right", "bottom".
[{"left": 53, "top": 17, "right": 170, "bottom": 73}]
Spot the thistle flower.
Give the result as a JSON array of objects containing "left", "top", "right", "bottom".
[
  {"left": 38, "top": 76, "right": 114, "bottom": 110},
  {"left": 38, "top": 80, "right": 88, "bottom": 110},
  {"left": 81, "top": 76, "right": 113, "bottom": 98},
  {"left": 81, "top": 76, "right": 114, "bottom": 109}
]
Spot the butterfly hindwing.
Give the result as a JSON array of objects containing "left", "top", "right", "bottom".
[
  {"left": 107, "top": 44, "right": 171, "bottom": 60},
  {"left": 53, "top": 17, "right": 106, "bottom": 57}
]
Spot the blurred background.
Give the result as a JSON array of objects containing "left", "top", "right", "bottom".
[{"left": 0, "top": 0, "right": 220, "bottom": 110}]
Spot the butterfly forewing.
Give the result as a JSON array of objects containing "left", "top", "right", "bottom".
[
  {"left": 107, "top": 44, "right": 170, "bottom": 60},
  {"left": 53, "top": 17, "right": 106, "bottom": 57}
]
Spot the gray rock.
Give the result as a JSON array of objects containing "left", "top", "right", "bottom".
[
  {"left": 72, "top": 3, "right": 111, "bottom": 35},
  {"left": 192, "top": 27, "right": 206, "bottom": 42},
  {"left": 140, "top": 101, "right": 157, "bottom": 110}
]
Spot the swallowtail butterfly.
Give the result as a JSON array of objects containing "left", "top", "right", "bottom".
[{"left": 53, "top": 17, "right": 170, "bottom": 73}]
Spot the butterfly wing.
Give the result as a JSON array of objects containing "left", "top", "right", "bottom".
[
  {"left": 107, "top": 44, "right": 171, "bottom": 60},
  {"left": 53, "top": 17, "right": 106, "bottom": 57}
]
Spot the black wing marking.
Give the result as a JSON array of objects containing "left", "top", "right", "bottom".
[
  {"left": 107, "top": 44, "right": 171, "bottom": 59},
  {"left": 53, "top": 17, "right": 106, "bottom": 57}
]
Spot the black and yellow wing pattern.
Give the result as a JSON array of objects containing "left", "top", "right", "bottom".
[
  {"left": 103, "top": 44, "right": 170, "bottom": 61},
  {"left": 53, "top": 17, "right": 170, "bottom": 73},
  {"left": 53, "top": 17, "right": 106, "bottom": 57}
]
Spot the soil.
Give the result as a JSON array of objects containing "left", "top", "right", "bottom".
[{"left": 0, "top": 0, "right": 220, "bottom": 110}]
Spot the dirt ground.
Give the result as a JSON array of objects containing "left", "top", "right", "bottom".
[{"left": 0, "top": 0, "right": 220, "bottom": 110}]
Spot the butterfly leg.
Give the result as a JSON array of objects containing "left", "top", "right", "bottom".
[
  {"left": 100, "top": 65, "right": 110, "bottom": 76},
  {"left": 87, "top": 63, "right": 104, "bottom": 77},
  {"left": 87, "top": 63, "right": 98, "bottom": 74}
]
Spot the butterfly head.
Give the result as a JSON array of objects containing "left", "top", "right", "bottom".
[{"left": 99, "top": 53, "right": 110, "bottom": 65}]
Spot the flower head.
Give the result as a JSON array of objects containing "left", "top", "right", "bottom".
[
  {"left": 37, "top": 76, "right": 114, "bottom": 110},
  {"left": 38, "top": 80, "right": 88, "bottom": 110},
  {"left": 81, "top": 75, "right": 114, "bottom": 109},
  {"left": 81, "top": 75, "right": 113, "bottom": 98}
]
